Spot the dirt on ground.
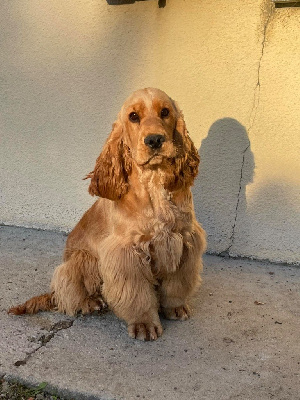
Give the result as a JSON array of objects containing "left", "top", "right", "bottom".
[{"left": 0, "top": 378, "right": 72, "bottom": 400}]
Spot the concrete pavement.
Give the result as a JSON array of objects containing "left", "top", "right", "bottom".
[{"left": 0, "top": 225, "right": 299, "bottom": 400}]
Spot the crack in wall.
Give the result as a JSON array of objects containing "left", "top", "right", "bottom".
[
  {"left": 249, "top": 4, "right": 274, "bottom": 134},
  {"left": 14, "top": 319, "right": 74, "bottom": 367},
  {"left": 220, "top": 3, "right": 274, "bottom": 257},
  {"left": 227, "top": 144, "right": 250, "bottom": 254},
  {"left": 219, "top": 144, "right": 250, "bottom": 257}
]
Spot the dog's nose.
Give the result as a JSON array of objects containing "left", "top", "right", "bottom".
[{"left": 144, "top": 134, "right": 166, "bottom": 149}]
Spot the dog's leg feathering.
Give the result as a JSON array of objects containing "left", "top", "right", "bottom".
[
  {"left": 100, "top": 238, "right": 163, "bottom": 341},
  {"left": 160, "top": 225, "right": 206, "bottom": 320}
]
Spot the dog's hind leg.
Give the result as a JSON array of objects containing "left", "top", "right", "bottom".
[
  {"left": 9, "top": 250, "right": 104, "bottom": 316},
  {"left": 51, "top": 249, "right": 104, "bottom": 315}
]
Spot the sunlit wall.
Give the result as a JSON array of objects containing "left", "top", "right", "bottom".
[{"left": 1, "top": 0, "right": 299, "bottom": 264}]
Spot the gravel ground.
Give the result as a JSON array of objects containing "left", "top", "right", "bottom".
[{"left": 2, "top": 226, "right": 300, "bottom": 400}]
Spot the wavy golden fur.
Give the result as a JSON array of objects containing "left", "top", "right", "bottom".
[{"left": 9, "top": 88, "right": 206, "bottom": 341}]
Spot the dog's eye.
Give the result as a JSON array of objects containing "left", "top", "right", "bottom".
[
  {"left": 129, "top": 112, "right": 140, "bottom": 123},
  {"left": 160, "top": 108, "right": 169, "bottom": 118}
]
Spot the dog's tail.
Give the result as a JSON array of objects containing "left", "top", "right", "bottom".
[{"left": 8, "top": 293, "right": 56, "bottom": 315}]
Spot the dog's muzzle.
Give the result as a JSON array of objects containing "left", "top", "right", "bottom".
[{"left": 144, "top": 134, "right": 166, "bottom": 150}]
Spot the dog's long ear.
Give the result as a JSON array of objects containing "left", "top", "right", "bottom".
[
  {"left": 85, "top": 120, "right": 132, "bottom": 200},
  {"left": 177, "top": 108, "right": 200, "bottom": 180},
  {"left": 168, "top": 103, "right": 200, "bottom": 190}
]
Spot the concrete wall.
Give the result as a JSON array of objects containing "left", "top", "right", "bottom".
[{"left": 1, "top": 0, "right": 299, "bottom": 264}]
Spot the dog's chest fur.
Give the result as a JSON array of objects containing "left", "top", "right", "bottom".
[{"left": 137, "top": 183, "right": 193, "bottom": 275}]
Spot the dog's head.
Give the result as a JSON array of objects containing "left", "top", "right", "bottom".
[{"left": 86, "top": 88, "right": 199, "bottom": 200}]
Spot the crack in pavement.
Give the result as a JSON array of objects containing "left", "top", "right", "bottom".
[{"left": 14, "top": 319, "right": 74, "bottom": 367}]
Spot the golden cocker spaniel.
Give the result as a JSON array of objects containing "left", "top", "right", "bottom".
[{"left": 9, "top": 88, "right": 206, "bottom": 341}]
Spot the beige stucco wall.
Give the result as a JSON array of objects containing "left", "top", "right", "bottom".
[{"left": 1, "top": 0, "right": 299, "bottom": 264}]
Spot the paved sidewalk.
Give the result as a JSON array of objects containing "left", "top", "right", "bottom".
[{"left": 0, "top": 226, "right": 299, "bottom": 400}]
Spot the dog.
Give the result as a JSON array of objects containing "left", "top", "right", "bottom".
[{"left": 9, "top": 88, "right": 206, "bottom": 341}]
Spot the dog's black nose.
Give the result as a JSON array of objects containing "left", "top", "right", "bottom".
[{"left": 144, "top": 134, "right": 166, "bottom": 149}]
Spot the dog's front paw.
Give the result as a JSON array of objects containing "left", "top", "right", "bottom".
[
  {"left": 163, "top": 304, "right": 191, "bottom": 321},
  {"left": 128, "top": 322, "right": 163, "bottom": 341}
]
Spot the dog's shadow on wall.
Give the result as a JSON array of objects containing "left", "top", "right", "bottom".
[{"left": 193, "top": 118, "right": 255, "bottom": 253}]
